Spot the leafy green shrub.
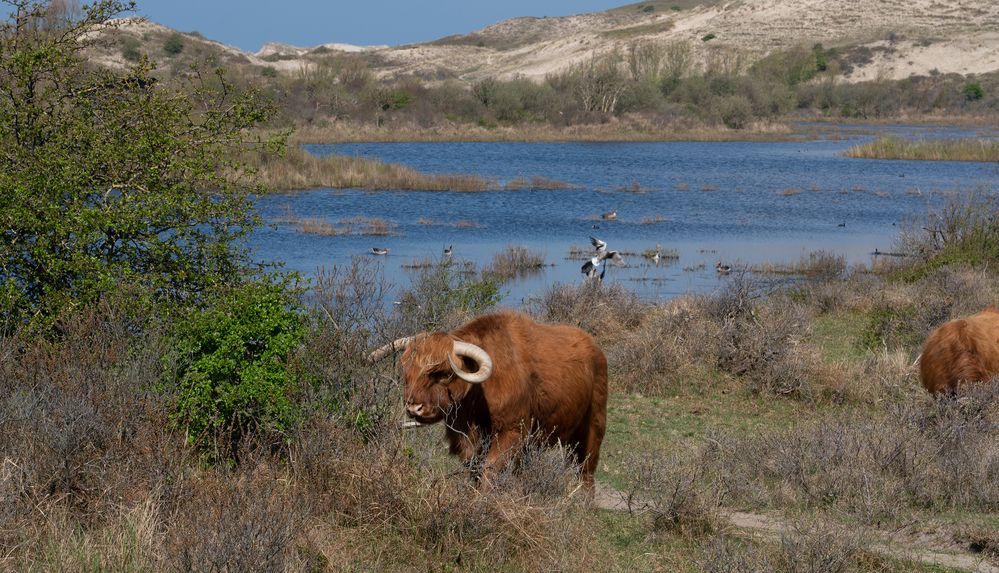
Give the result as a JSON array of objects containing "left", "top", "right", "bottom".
[
  {"left": 261, "top": 66, "right": 278, "bottom": 78},
  {"left": 163, "top": 32, "right": 184, "bottom": 55},
  {"left": 964, "top": 81, "right": 984, "bottom": 101},
  {"left": 0, "top": 2, "right": 278, "bottom": 330},
  {"left": 701, "top": 33, "right": 716, "bottom": 42},
  {"left": 166, "top": 281, "right": 307, "bottom": 459}
]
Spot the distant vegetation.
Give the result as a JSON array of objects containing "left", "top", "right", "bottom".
[
  {"left": 844, "top": 137, "right": 999, "bottom": 162},
  {"left": 203, "top": 39, "right": 999, "bottom": 139}
]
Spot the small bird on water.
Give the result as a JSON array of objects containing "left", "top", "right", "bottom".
[
  {"left": 371, "top": 247, "right": 389, "bottom": 256},
  {"left": 443, "top": 245, "right": 453, "bottom": 257},
  {"left": 715, "top": 260, "right": 732, "bottom": 274}
]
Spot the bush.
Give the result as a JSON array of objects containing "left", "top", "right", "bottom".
[
  {"left": 964, "top": 81, "right": 984, "bottom": 101},
  {"left": 534, "top": 281, "right": 646, "bottom": 337},
  {"left": 394, "top": 258, "right": 501, "bottom": 333},
  {"left": 710, "top": 276, "right": 819, "bottom": 398},
  {"left": 717, "top": 94, "right": 753, "bottom": 129},
  {"left": 163, "top": 32, "right": 184, "bottom": 55},
  {"left": 165, "top": 281, "right": 307, "bottom": 459}
]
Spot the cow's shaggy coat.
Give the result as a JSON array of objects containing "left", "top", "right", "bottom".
[
  {"left": 397, "top": 311, "right": 608, "bottom": 485},
  {"left": 920, "top": 305, "right": 999, "bottom": 394}
]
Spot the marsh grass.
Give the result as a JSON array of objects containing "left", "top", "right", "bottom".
[
  {"left": 844, "top": 137, "right": 999, "bottom": 162},
  {"left": 275, "top": 207, "right": 397, "bottom": 236},
  {"left": 643, "top": 245, "right": 680, "bottom": 260},
  {"left": 290, "top": 120, "right": 795, "bottom": 145},
  {"left": 751, "top": 250, "right": 846, "bottom": 280},
  {"left": 483, "top": 245, "right": 547, "bottom": 282},
  {"left": 781, "top": 187, "right": 802, "bottom": 196},
  {"left": 249, "top": 146, "right": 498, "bottom": 192},
  {"left": 640, "top": 214, "right": 667, "bottom": 224},
  {"left": 504, "top": 176, "right": 575, "bottom": 190}
]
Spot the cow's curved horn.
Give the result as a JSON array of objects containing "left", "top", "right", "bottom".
[
  {"left": 448, "top": 341, "right": 493, "bottom": 384},
  {"left": 367, "top": 336, "right": 414, "bottom": 363}
]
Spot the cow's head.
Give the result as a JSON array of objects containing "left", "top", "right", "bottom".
[{"left": 368, "top": 333, "right": 493, "bottom": 424}]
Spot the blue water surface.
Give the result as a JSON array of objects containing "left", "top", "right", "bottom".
[{"left": 251, "top": 127, "right": 999, "bottom": 305}]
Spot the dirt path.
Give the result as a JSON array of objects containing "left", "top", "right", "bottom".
[{"left": 593, "top": 483, "right": 999, "bottom": 573}]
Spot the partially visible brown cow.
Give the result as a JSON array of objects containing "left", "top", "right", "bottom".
[
  {"left": 368, "top": 311, "right": 608, "bottom": 486},
  {"left": 920, "top": 305, "right": 999, "bottom": 394}
]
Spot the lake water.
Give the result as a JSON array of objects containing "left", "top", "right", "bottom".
[{"left": 251, "top": 127, "right": 999, "bottom": 305}]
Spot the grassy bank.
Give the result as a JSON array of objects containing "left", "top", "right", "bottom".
[
  {"left": 290, "top": 120, "right": 796, "bottom": 144},
  {"left": 844, "top": 137, "right": 999, "bottom": 161}
]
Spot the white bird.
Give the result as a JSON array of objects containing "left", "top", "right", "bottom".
[
  {"left": 715, "top": 260, "right": 732, "bottom": 274},
  {"left": 443, "top": 245, "right": 453, "bottom": 257},
  {"left": 371, "top": 247, "right": 389, "bottom": 256},
  {"left": 582, "top": 236, "right": 623, "bottom": 281}
]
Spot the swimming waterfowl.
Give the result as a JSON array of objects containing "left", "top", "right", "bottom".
[
  {"left": 715, "top": 260, "right": 732, "bottom": 274},
  {"left": 601, "top": 211, "right": 618, "bottom": 221},
  {"left": 443, "top": 245, "right": 453, "bottom": 257},
  {"left": 371, "top": 247, "right": 389, "bottom": 256}
]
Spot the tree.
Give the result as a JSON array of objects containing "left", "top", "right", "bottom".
[{"left": 0, "top": 0, "right": 281, "bottom": 327}]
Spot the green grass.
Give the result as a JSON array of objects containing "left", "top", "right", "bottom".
[
  {"left": 599, "top": 378, "right": 802, "bottom": 491},
  {"left": 811, "top": 312, "right": 869, "bottom": 363}
]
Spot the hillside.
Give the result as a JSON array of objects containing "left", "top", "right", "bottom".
[{"left": 94, "top": 0, "right": 999, "bottom": 85}]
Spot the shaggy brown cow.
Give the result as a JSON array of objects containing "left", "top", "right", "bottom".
[
  {"left": 920, "top": 305, "right": 999, "bottom": 394},
  {"left": 368, "top": 311, "right": 608, "bottom": 486}
]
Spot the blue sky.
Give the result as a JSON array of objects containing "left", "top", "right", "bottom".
[{"left": 129, "top": 1, "right": 631, "bottom": 52}]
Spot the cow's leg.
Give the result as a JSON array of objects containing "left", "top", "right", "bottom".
[
  {"left": 480, "top": 429, "right": 523, "bottom": 488},
  {"left": 575, "top": 407, "right": 606, "bottom": 489}
]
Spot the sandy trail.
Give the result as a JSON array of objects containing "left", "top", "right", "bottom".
[{"left": 593, "top": 483, "right": 999, "bottom": 573}]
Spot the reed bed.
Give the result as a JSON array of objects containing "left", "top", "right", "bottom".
[
  {"left": 483, "top": 245, "right": 547, "bottom": 282},
  {"left": 274, "top": 207, "right": 397, "bottom": 237},
  {"left": 643, "top": 246, "right": 680, "bottom": 260},
  {"left": 503, "top": 176, "right": 575, "bottom": 190},
  {"left": 290, "top": 120, "right": 796, "bottom": 145},
  {"left": 750, "top": 250, "right": 846, "bottom": 280},
  {"left": 844, "top": 137, "right": 999, "bottom": 162},
  {"left": 616, "top": 181, "right": 654, "bottom": 194},
  {"left": 781, "top": 188, "right": 802, "bottom": 196},
  {"left": 249, "top": 146, "right": 497, "bottom": 192},
  {"left": 640, "top": 214, "right": 667, "bottom": 225}
]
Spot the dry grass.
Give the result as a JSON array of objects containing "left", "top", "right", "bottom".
[
  {"left": 454, "top": 219, "right": 480, "bottom": 229},
  {"left": 750, "top": 250, "right": 847, "bottom": 280},
  {"left": 844, "top": 137, "right": 999, "bottom": 162},
  {"left": 781, "top": 187, "right": 802, "bottom": 196},
  {"left": 290, "top": 120, "right": 796, "bottom": 145},
  {"left": 639, "top": 214, "right": 667, "bottom": 224},
  {"left": 249, "top": 145, "right": 499, "bottom": 192},
  {"left": 482, "top": 245, "right": 547, "bottom": 282},
  {"left": 702, "top": 382, "right": 999, "bottom": 524},
  {"left": 275, "top": 206, "right": 397, "bottom": 236},
  {"left": 0, "top": 292, "right": 605, "bottom": 572},
  {"left": 504, "top": 176, "right": 575, "bottom": 190}
]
